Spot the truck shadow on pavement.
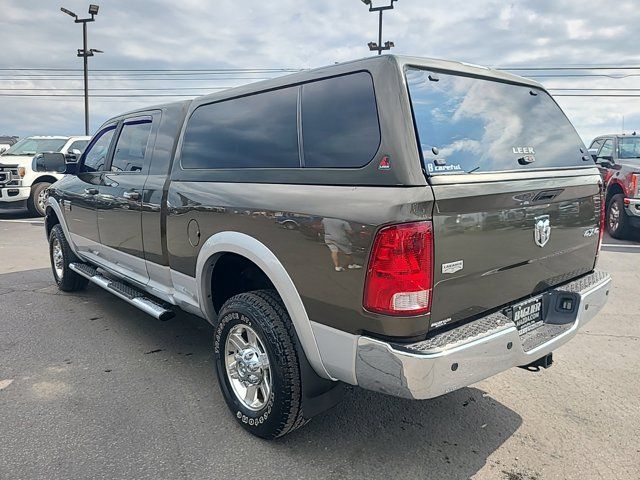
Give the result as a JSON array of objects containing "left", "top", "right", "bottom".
[
  {"left": 0, "top": 208, "right": 41, "bottom": 220},
  {"left": 0, "top": 268, "right": 522, "bottom": 480}
]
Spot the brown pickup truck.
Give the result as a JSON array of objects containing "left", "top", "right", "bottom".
[{"left": 36, "top": 55, "right": 611, "bottom": 438}]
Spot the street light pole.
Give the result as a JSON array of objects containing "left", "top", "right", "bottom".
[
  {"left": 61, "top": 5, "right": 102, "bottom": 136},
  {"left": 82, "top": 21, "right": 89, "bottom": 135},
  {"left": 360, "top": 0, "right": 398, "bottom": 55}
]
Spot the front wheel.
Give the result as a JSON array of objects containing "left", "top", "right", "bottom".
[
  {"left": 27, "top": 182, "right": 51, "bottom": 217},
  {"left": 607, "top": 194, "right": 631, "bottom": 239},
  {"left": 213, "top": 290, "right": 306, "bottom": 439},
  {"left": 49, "top": 224, "right": 89, "bottom": 292}
]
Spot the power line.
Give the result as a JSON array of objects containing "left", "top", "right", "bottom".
[
  {"left": 0, "top": 67, "right": 303, "bottom": 72},
  {"left": 527, "top": 74, "right": 640, "bottom": 79},
  {"left": 553, "top": 94, "right": 640, "bottom": 97},
  {"left": 497, "top": 65, "right": 640, "bottom": 71},
  {"left": 0, "top": 87, "right": 230, "bottom": 91},
  {"left": 0, "top": 93, "right": 199, "bottom": 97},
  {"left": 547, "top": 88, "right": 640, "bottom": 92},
  {"left": 2, "top": 92, "right": 640, "bottom": 99},
  {"left": 5, "top": 87, "right": 640, "bottom": 93},
  {"left": 0, "top": 78, "right": 272, "bottom": 83},
  {"left": 0, "top": 73, "right": 279, "bottom": 78}
]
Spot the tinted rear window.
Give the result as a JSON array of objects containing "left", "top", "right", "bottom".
[
  {"left": 406, "top": 68, "right": 587, "bottom": 174},
  {"left": 301, "top": 72, "right": 380, "bottom": 168},
  {"left": 181, "top": 87, "right": 299, "bottom": 169}
]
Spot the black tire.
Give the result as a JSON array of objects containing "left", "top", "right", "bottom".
[
  {"left": 213, "top": 290, "right": 306, "bottom": 439},
  {"left": 606, "top": 194, "right": 631, "bottom": 239},
  {"left": 27, "top": 182, "right": 51, "bottom": 217},
  {"left": 49, "top": 224, "right": 89, "bottom": 292}
]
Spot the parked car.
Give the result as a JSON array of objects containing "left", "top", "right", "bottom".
[
  {"left": 0, "top": 136, "right": 18, "bottom": 154},
  {"left": 0, "top": 135, "right": 89, "bottom": 215},
  {"left": 37, "top": 55, "right": 610, "bottom": 439},
  {"left": 588, "top": 133, "right": 640, "bottom": 238}
]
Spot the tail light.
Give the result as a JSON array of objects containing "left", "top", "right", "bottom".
[
  {"left": 597, "top": 189, "right": 605, "bottom": 253},
  {"left": 364, "top": 221, "right": 433, "bottom": 316}
]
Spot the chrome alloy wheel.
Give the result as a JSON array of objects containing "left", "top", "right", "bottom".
[
  {"left": 37, "top": 188, "right": 48, "bottom": 213},
  {"left": 225, "top": 324, "right": 272, "bottom": 411},
  {"left": 609, "top": 201, "right": 620, "bottom": 232},
  {"left": 51, "top": 237, "right": 64, "bottom": 280}
]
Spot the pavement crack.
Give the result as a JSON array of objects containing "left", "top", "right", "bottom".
[
  {"left": 144, "top": 349, "right": 163, "bottom": 355},
  {"left": 578, "top": 332, "right": 639, "bottom": 340}
]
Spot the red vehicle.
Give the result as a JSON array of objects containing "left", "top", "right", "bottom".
[{"left": 589, "top": 133, "right": 640, "bottom": 238}]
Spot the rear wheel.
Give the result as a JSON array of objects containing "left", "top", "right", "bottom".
[
  {"left": 49, "top": 224, "right": 89, "bottom": 292},
  {"left": 27, "top": 182, "right": 51, "bottom": 217},
  {"left": 607, "top": 194, "right": 631, "bottom": 239},
  {"left": 213, "top": 290, "right": 306, "bottom": 439}
]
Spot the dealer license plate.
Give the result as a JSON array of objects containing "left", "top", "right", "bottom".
[{"left": 511, "top": 296, "right": 544, "bottom": 336}]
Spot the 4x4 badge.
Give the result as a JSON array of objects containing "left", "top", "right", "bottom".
[{"left": 534, "top": 215, "right": 551, "bottom": 247}]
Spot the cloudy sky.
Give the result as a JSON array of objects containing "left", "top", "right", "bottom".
[{"left": 1, "top": 0, "right": 639, "bottom": 144}]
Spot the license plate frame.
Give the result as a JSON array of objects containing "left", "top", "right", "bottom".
[{"left": 510, "top": 295, "right": 544, "bottom": 336}]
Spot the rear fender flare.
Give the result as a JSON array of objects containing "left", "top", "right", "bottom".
[{"left": 195, "top": 231, "right": 333, "bottom": 380}]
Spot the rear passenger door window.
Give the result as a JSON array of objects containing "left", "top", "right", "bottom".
[
  {"left": 181, "top": 87, "right": 299, "bottom": 169},
  {"left": 301, "top": 72, "right": 380, "bottom": 168},
  {"left": 111, "top": 118, "right": 153, "bottom": 173}
]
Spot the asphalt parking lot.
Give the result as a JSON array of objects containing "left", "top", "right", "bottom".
[{"left": 0, "top": 208, "right": 638, "bottom": 480}]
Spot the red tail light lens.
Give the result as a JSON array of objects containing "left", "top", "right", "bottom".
[{"left": 364, "top": 221, "right": 433, "bottom": 316}]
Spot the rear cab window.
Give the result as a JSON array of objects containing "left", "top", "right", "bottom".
[
  {"left": 301, "top": 72, "right": 380, "bottom": 168},
  {"left": 181, "top": 87, "right": 299, "bottom": 169},
  {"left": 618, "top": 137, "right": 640, "bottom": 160},
  {"left": 405, "top": 68, "right": 588, "bottom": 175}
]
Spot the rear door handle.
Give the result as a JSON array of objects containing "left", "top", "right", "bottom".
[
  {"left": 123, "top": 190, "right": 140, "bottom": 200},
  {"left": 84, "top": 188, "right": 99, "bottom": 195}
]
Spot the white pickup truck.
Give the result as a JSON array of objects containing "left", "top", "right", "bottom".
[{"left": 0, "top": 136, "right": 89, "bottom": 216}]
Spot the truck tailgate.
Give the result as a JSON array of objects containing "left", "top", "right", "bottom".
[{"left": 429, "top": 172, "right": 601, "bottom": 327}]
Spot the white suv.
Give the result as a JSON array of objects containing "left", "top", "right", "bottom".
[{"left": 0, "top": 136, "right": 89, "bottom": 216}]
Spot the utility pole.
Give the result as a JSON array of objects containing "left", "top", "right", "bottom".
[
  {"left": 61, "top": 4, "right": 102, "bottom": 135},
  {"left": 360, "top": 0, "right": 398, "bottom": 55}
]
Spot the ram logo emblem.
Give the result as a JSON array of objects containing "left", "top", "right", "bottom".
[{"left": 534, "top": 215, "right": 551, "bottom": 247}]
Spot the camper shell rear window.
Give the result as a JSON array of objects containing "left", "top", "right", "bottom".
[{"left": 406, "top": 67, "right": 588, "bottom": 175}]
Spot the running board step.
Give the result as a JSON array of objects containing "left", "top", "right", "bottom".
[{"left": 69, "top": 262, "right": 175, "bottom": 321}]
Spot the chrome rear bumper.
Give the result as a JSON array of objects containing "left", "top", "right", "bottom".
[{"left": 355, "top": 271, "right": 611, "bottom": 400}]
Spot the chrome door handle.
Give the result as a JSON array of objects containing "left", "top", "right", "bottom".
[
  {"left": 123, "top": 190, "right": 140, "bottom": 200},
  {"left": 84, "top": 188, "right": 99, "bottom": 195}
]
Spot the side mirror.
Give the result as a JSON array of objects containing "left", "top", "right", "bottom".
[
  {"left": 32, "top": 152, "right": 68, "bottom": 173},
  {"left": 596, "top": 156, "right": 614, "bottom": 168},
  {"left": 65, "top": 149, "right": 82, "bottom": 162}
]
